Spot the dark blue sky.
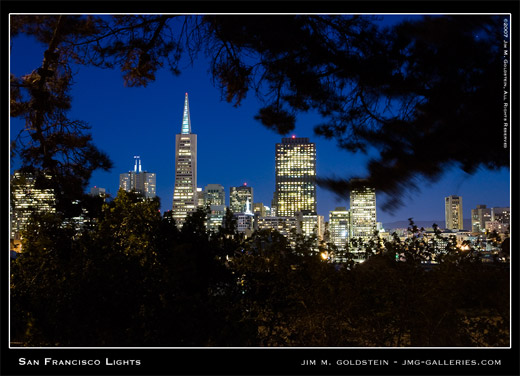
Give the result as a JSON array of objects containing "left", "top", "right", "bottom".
[{"left": 9, "top": 16, "right": 510, "bottom": 225}]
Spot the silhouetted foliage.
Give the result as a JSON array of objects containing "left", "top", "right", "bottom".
[{"left": 11, "top": 209, "right": 509, "bottom": 347}]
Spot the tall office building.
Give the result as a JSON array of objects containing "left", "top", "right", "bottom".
[
  {"left": 172, "top": 93, "right": 197, "bottom": 226},
  {"left": 203, "top": 184, "right": 226, "bottom": 232},
  {"left": 230, "top": 184, "right": 253, "bottom": 213},
  {"left": 274, "top": 137, "right": 317, "bottom": 217},
  {"left": 329, "top": 207, "right": 350, "bottom": 250},
  {"left": 10, "top": 172, "right": 56, "bottom": 244},
  {"left": 350, "top": 184, "right": 377, "bottom": 240},
  {"left": 445, "top": 195, "right": 463, "bottom": 230},
  {"left": 119, "top": 156, "right": 156, "bottom": 198},
  {"left": 471, "top": 204, "right": 492, "bottom": 233}
]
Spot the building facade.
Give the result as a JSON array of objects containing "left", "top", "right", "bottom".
[
  {"left": 350, "top": 185, "right": 377, "bottom": 241},
  {"left": 491, "top": 207, "right": 510, "bottom": 226},
  {"left": 204, "top": 184, "right": 225, "bottom": 206},
  {"left": 329, "top": 207, "right": 350, "bottom": 250},
  {"left": 445, "top": 195, "right": 463, "bottom": 230},
  {"left": 471, "top": 204, "right": 492, "bottom": 233},
  {"left": 172, "top": 93, "right": 198, "bottom": 227},
  {"left": 203, "top": 184, "right": 226, "bottom": 232},
  {"left": 255, "top": 216, "right": 300, "bottom": 244},
  {"left": 119, "top": 156, "right": 156, "bottom": 198},
  {"left": 10, "top": 172, "right": 56, "bottom": 245},
  {"left": 230, "top": 184, "right": 253, "bottom": 213},
  {"left": 274, "top": 137, "right": 317, "bottom": 217}
]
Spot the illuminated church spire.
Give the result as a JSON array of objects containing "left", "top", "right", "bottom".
[{"left": 181, "top": 92, "right": 191, "bottom": 134}]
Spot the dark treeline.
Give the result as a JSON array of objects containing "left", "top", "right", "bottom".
[{"left": 10, "top": 190, "right": 509, "bottom": 347}]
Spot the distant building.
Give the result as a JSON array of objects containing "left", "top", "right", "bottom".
[
  {"left": 203, "top": 184, "right": 226, "bottom": 232},
  {"left": 90, "top": 186, "right": 106, "bottom": 198},
  {"left": 317, "top": 215, "right": 325, "bottom": 242},
  {"left": 471, "top": 204, "right": 491, "bottom": 233},
  {"left": 253, "top": 202, "right": 267, "bottom": 217},
  {"left": 329, "top": 207, "right": 350, "bottom": 250},
  {"left": 119, "top": 156, "right": 156, "bottom": 198},
  {"left": 485, "top": 220, "right": 509, "bottom": 234},
  {"left": 10, "top": 171, "right": 56, "bottom": 246},
  {"left": 195, "top": 187, "right": 204, "bottom": 207},
  {"left": 445, "top": 195, "right": 463, "bottom": 230},
  {"left": 230, "top": 184, "right": 253, "bottom": 213},
  {"left": 234, "top": 198, "right": 254, "bottom": 236},
  {"left": 204, "top": 184, "right": 225, "bottom": 206},
  {"left": 296, "top": 211, "right": 319, "bottom": 240},
  {"left": 274, "top": 137, "right": 317, "bottom": 217},
  {"left": 350, "top": 184, "right": 377, "bottom": 241},
  {"left": 491, "top": 207, "right": 510, "bottom": 226},
  {"left": 207, "top": 205, "right": 226, "bottom": 233},
  {"left": 255, "top": 216, "right": 299, "bottom": 244},
  {"left": 172, "top": 93, "right": 197, "bottom": 227}
]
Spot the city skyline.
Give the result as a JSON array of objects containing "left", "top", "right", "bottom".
[{"left": 9, "top": 25, "right": 510, "bottom": 225}]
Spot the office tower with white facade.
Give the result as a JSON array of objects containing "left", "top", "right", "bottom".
[
  {"left": 445, "top": 195, "right": 463, "bottom": 230},
  {"left": 230, "top": 184, "right": 253, "bottom": 213},
  {"left": 274, "top": 136, "right": 317, "bottom": 217},
  {"left": 329, "top": 207, "right": 350, "bottom": 250},
  {"left": 350, "top": 184, "right": 377, "bottom": 241},
  {"left": 119, "top": 156, "right": 156, "bottom": 198},
  {"left": 172, "top": 93, "right": 197, "bottom": 227}
]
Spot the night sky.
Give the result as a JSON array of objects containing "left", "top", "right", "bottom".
[{"left": 9, "top": 15, "right": 510, "bottom": 225}]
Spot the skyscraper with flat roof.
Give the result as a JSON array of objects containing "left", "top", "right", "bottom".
[
  {"left": 445, "top": 195, "right": 463, "bottom": 230},
  {"left": 172, "top": 93, "right": 197, "bottom": 226},
  {"left": 329, "top": 207, "right": 350, "bottom": 250},
  {"left": 350, "top": 184, "right": 377, "bottom": 241},
  {"left": 274, "top": 137, "right": 316, "bottom": 217}
]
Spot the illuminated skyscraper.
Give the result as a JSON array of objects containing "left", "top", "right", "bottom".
[
  {"left": 445, "top": 195, "right": 463, "bottom": 230},
  {"left": 172, "top": 93, "right": 197, "bottom": 226},
  {"left": 329, "top": 207, "right": 350, "bottom": 250},
  {"left": 119, "top": 156, "right": 156, "bottom": 198},
  {"left": 230, "top": 184, "right": 253, "bottom": 213},
  {"left": 350, "top": 184, "right": 377, "bottom": 240},
  {"left": 203, "top": 184, "right": 226, "bottom": 232},
  {"left": 10, "top": 172, "right": 56, "bottom": 245},
  {"left": 274, "top": 137, "right": 317, "bottom": 217}
]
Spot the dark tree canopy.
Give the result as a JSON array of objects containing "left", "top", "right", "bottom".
[{"left": 10, "top": 14, "right": 509, "bottom": 211}]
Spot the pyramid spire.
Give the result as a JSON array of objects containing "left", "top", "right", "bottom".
[{"left": 181, "top": 92, "right": 191, "bottom": 134}]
